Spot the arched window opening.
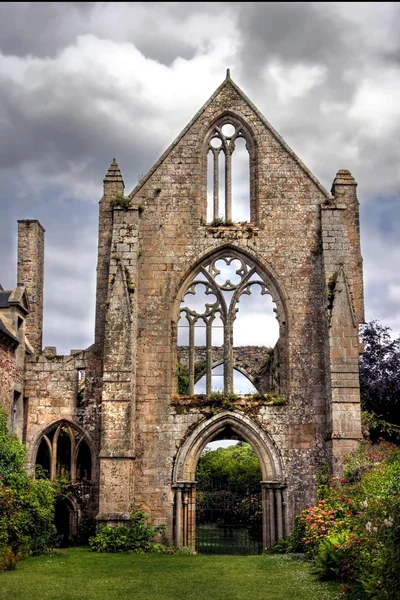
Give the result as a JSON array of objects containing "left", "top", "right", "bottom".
[
  {"left": 195, "top": 432, "right": 263, "bottom": 554},
  {"left": 34, "top": 421, "right": 92, "bottom": 484},
  {"left": 206, "top": 121, "right": 251, "bottom": 223},
  {"left": 233, "top": 282, "right": 279, "bottom": 347},
  {"left": 177, "top": 252, "right": 282, "bottom": 396},
  {"left": 231, "top": 137, "right": 250, "bottom": 223},
  {"left": 76, "top": 440, "right": 92, "bottom": 482},
  {"left": 36, "top": 437, "right": 51, "bottom": 478},
  {"left": 233, "top": 369, "right": 257, "bottom": 394},
  {"left": 56, "top": 427, "right": 72, "bottom": 477}
]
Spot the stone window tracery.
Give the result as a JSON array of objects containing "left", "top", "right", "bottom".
[
  {"left": 206, "top": 120, "right": 253, "bottom": 223},
  {"left": 178, "top": 251, "right": 281, "bottom": 395}
]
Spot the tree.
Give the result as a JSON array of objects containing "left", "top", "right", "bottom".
[
  {"left": 359, "top": 320, "right": 400, "bottom": 441},
  {"left": 196, "top": 442, "right": 262, "bottom": 490}
]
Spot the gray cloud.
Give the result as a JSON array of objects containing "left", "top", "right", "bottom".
[{"left": 0, "top": 2, "right": 399, "bottom": 354}]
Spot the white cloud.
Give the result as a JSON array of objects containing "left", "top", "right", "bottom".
[
  {"left": 0, "top": 1, "right": 399, "bottom": 352},
  {"left": 267, "top": 61, "right": 327, "bottom": 102}
]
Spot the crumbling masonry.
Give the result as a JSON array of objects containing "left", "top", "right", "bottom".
[{"left": 0, "top": 72, "right": 364, "bottom": 549}]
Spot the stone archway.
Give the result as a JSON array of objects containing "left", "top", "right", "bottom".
[{"left": 172, "top": 411, "right": 286, "bottom": 551}]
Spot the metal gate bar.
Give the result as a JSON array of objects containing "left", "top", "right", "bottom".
[{"left": 196, "top": 480, "right": 263, "bottom": 555}]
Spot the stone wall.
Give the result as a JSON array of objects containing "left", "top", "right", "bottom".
[
  {"left": 94, "top": 74, "right": 363, "bottom": 539},
  {"left": 5, "top": 74, "right": 364, "bottom": 545}
]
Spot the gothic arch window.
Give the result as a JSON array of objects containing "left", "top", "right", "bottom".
[
  {"left": 206, "top": 117, "right": 256, "bottom": 224},
  {"left": 177, "top": 250, "right": 284, "bottom": 396},
  {"left": 35, "top": 421, "right": 92, "bottom": 483}
]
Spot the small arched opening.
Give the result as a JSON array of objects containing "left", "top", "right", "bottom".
[
  {"left": 76, "top": 439, "right": 92, "bottom": 482},
  {"left": 35, "top": 437, "right": 51, "bottom": 478},
  {"left": 54, "top": 496, "right": 78, "bottom": 547},
  {"left": 56, "top": 426, "right": 72, "bottom": 478}
]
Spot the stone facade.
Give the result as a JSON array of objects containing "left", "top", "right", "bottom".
[{"left": 0, "top": 73, "right": 364, "bottom": 549}]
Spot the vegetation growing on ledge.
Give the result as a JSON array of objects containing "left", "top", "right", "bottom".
[
  {"left": 124, "top": 267, "right": 135, "bottom": 294},
  {"left": 326, "top": 271, "right": 338, "bottom": 311},
  {"left": 249, "top": 392, "right": 287, "bottom": 405},
  {"left": 177, "top": 362, "right": 189, "bottom": 395},
  {"left": 109, "top": 191, "right": 132, "bottom": 210},
  {"left": 173, "top": 384, "right": 287, "bottom": 413}
]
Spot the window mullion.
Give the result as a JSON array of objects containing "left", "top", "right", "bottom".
[
  {"left": 188, "top": 319, "right": 195, "bottom": 395},
  {"left": 206, "top": 318, "right": 212, "bottom": 396},
  {"left": 225, "top": 149, "right": 232, "bottom": 222},
  {"left": 224, "top": 314, "right": 233, "bottom": 394}
]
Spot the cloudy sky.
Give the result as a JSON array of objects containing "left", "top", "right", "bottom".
[{"left": 0, "top": 2, "right": 399, "bottom": 355}]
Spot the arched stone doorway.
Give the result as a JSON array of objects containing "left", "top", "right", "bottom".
[
  {"left": 54, "top": 496, "right": 79, "bottom": 547},
  {"left": 172, "top": 411, "right": 286, "bottom": 552}
]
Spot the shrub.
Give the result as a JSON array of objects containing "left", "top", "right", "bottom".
[
  {"left": 314, "top": 530, "right": 358, "bottom": 582},
  {"left": 78, "top": 516, "right": 97, "bottom": 546},
  {"left": 0, "top": 406, "right": 56, "bottom": 570},
  {"left": 280, "top": 439, "right": 400, "bottom": 599},
  {"left": 89, "top": 511, "right": 166, "bottom": 553}
]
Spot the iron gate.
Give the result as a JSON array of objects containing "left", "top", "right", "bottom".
[{"left": 196, "top": 480, "right": 263, "bottom": 554}]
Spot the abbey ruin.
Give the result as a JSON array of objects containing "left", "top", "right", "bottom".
[{"left": 0, "top": 72, "right": 364, "bottom": 550}]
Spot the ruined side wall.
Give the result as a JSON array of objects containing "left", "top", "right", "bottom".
[{"left": 24, "top": 348, "right": 101, "bottom": 513}]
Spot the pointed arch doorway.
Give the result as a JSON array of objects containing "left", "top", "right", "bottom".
[{"left": 172, "top": 411, "right": 287, "bottom": 553}]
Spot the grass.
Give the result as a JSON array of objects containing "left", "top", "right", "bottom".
[{"left": 0, "top": 548, "right": 340, "bottom": 600}]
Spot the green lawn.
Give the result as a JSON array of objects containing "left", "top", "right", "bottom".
[{"left": 0, "top": 548, "right": 340, "bottom": 600}]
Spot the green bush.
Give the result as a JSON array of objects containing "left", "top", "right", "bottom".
[
  {"left": 0, "top": 406, "right": 56, "bottom": 570},
  {"left": 89, "top": 511, "right": 166, "bottom": 553}
]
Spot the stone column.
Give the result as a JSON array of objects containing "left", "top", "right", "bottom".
[
  {"left": 262, "top": 481, "right": 285, "bottom": 549},
  {"left": 173, "top": 481, "right": 196, "bottom": 551},
  {"left": 173, "top": 485, "right": 183, "bottom": 547}
]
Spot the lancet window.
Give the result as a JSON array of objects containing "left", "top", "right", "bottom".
[{"left": 206, "top": 119, "right": 253, "bottom": 223}]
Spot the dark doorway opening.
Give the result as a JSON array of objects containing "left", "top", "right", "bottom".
[{"left": 54, "top": 497, "right": 76, "bottom": 547}]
